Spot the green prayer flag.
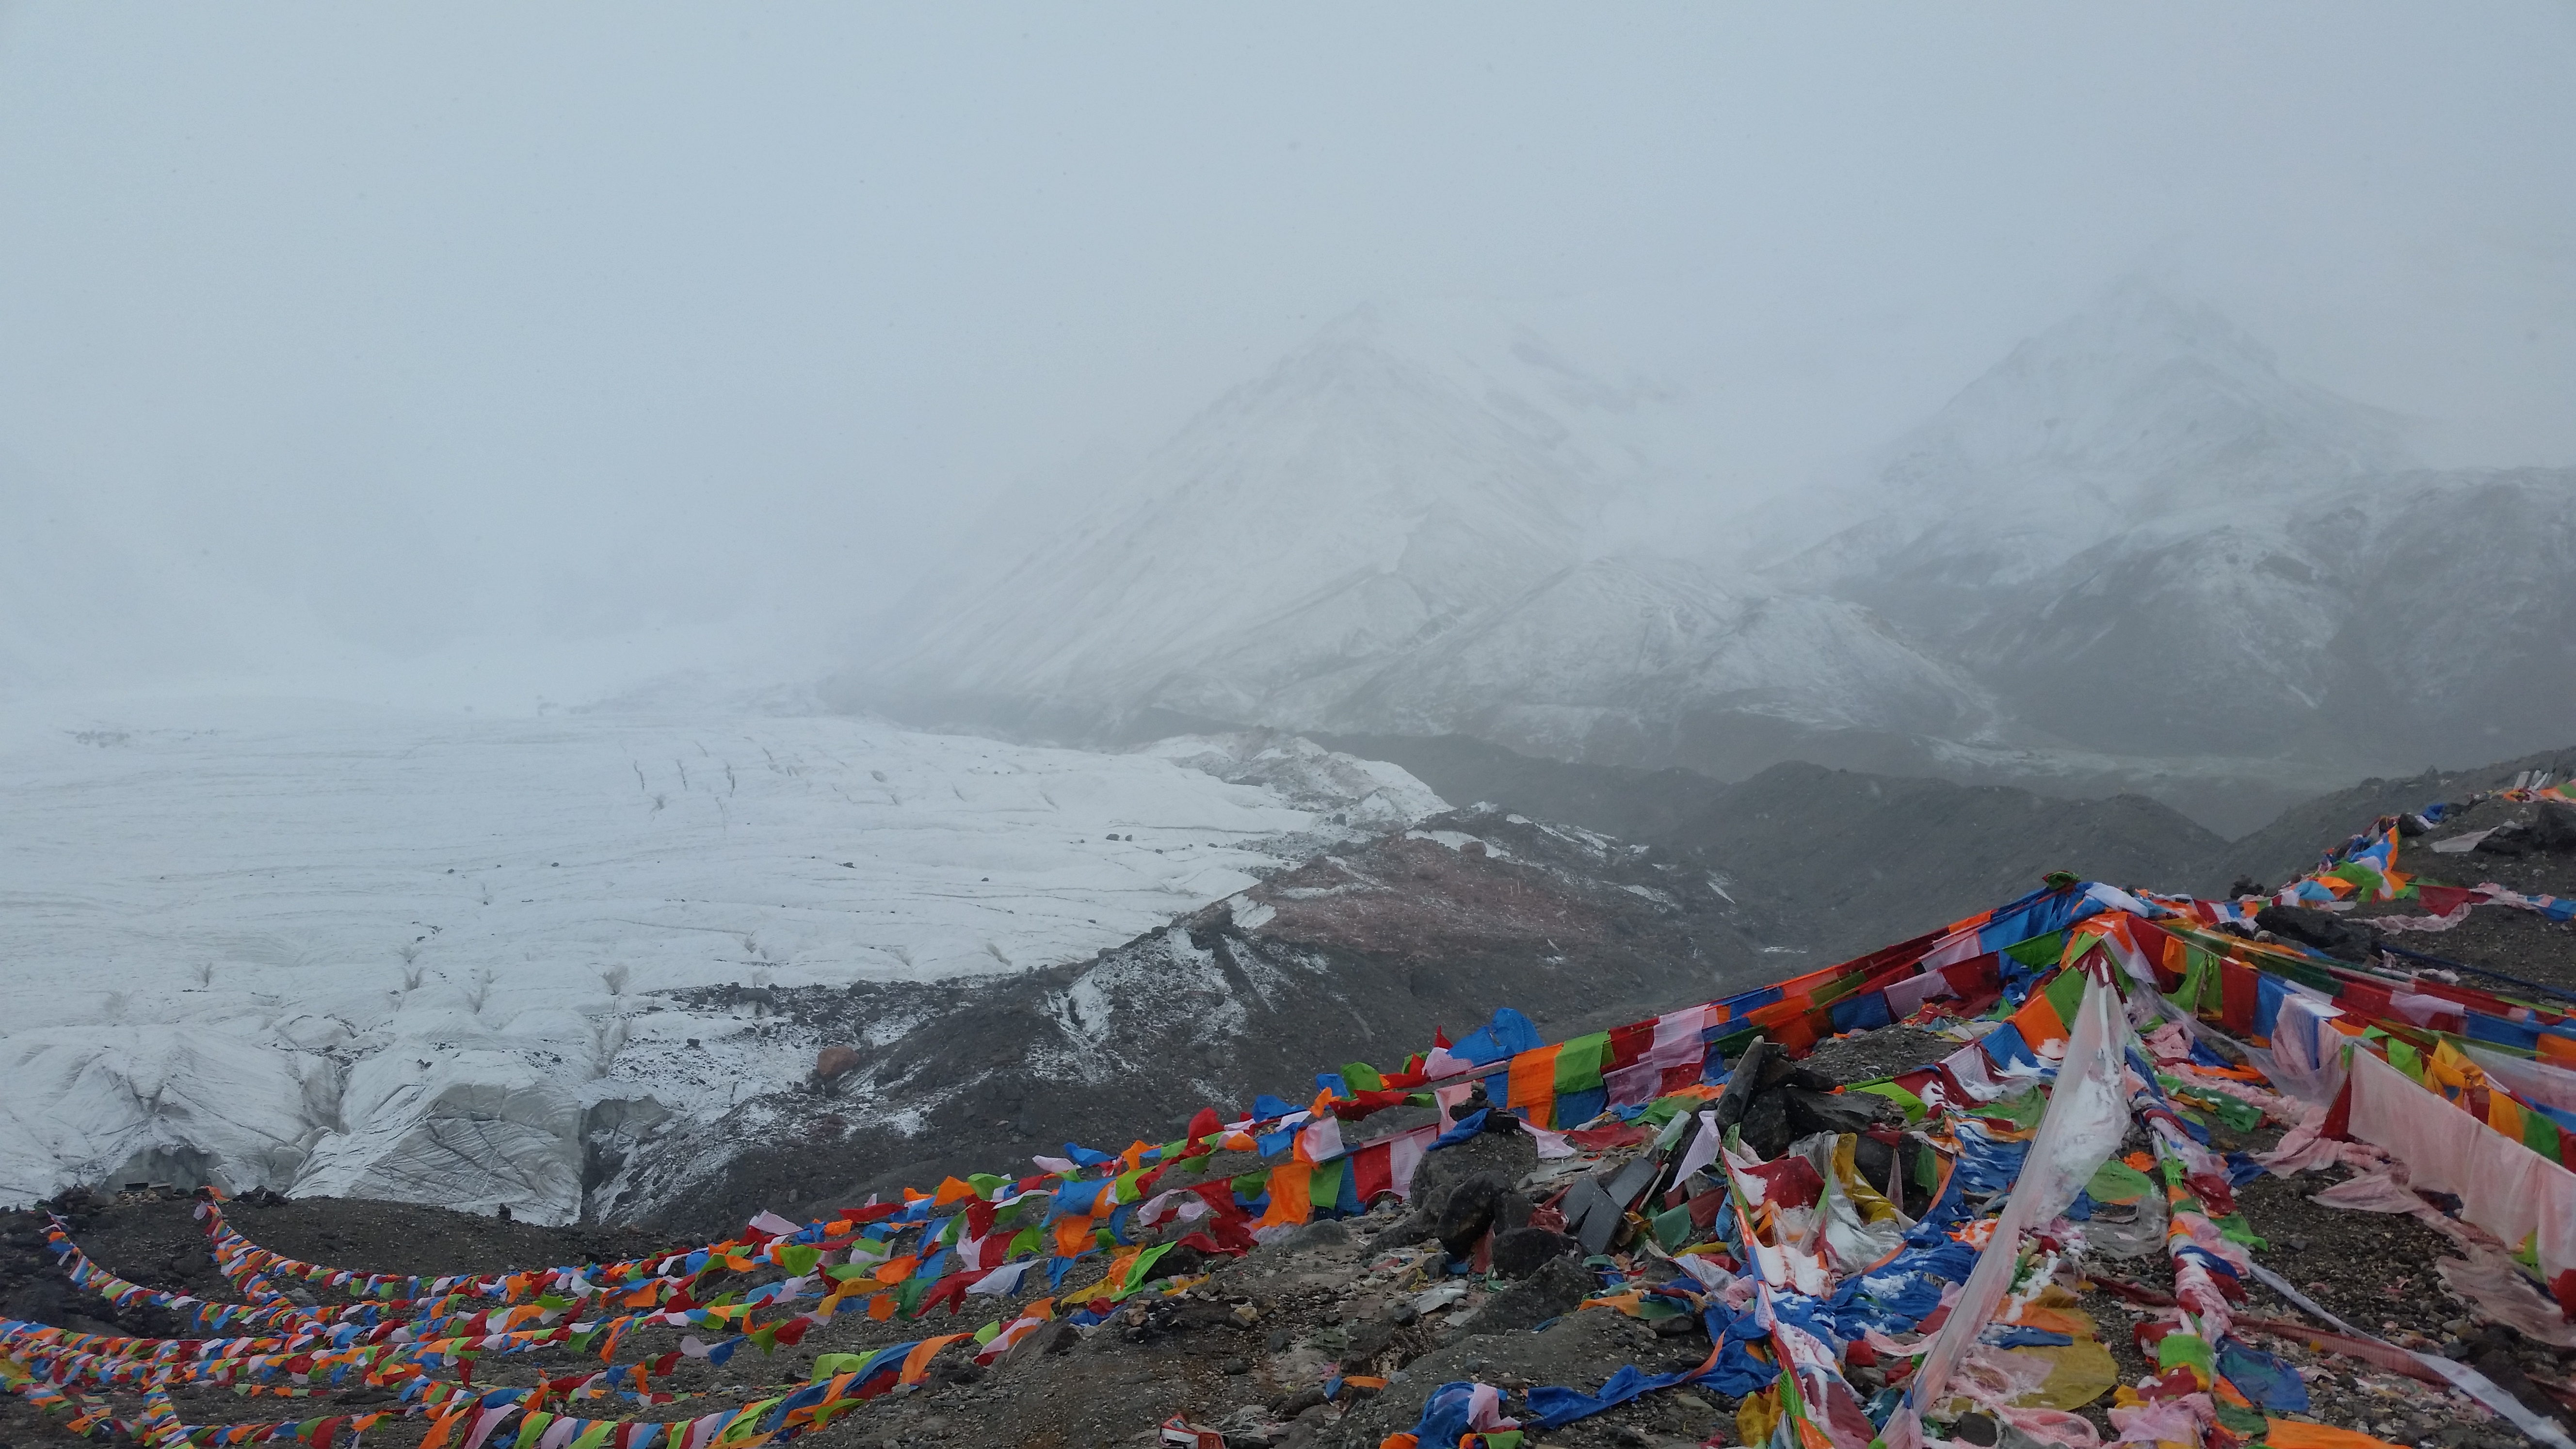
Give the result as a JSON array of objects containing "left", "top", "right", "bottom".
[
  {"left": 893, "top": 1277, "right": 933, "bottom": 1317},
  {"left": 2157, "top": 1331, "right": 2214, "bottom": 1379},
  {"left": 1651, "top": 1203, "right": 1694, "bottom": 1251},
  {"left": 2522, "top": 1112, "right": 2564, "bottom": 1164},
  {"left": 1341, "top": 1061, "right": 1385, "bottom": 1092},
  {"left": 1121, "top": 1242, "right": 1175, "bottom": 1293},
  {"left": 2214, "top": 1213, "right": 2267, "bottom": 1251},
  {"left": 2003, "top": 932, "right": 2066, "bottom": 970},
  {"left": 2388, "top": 1039, "right": 2425, "bottom": 1082},
  {"left": 1307, "top": 1159, "right": 1347, "bottom": 1213},
  {"left": 1553, "top": 1032, "right": 1611, "bottom": 1095},
  {"left": 1853, "top": 1081, "right": 1927, "bottom": 1124},
  {"left": 2084, "top": 1159, "right": 2155, "bottom": 1205},
  {"left": 2042, "top": 966, "right": 2088, "bottom": 1032},
  {"left": 2213, "top": 1399, "right": 2269, "bottom": 1437}
]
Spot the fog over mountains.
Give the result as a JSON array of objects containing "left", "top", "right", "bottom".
[{"left": 854, "top": 282, "right": 2576, "bottom": 836}]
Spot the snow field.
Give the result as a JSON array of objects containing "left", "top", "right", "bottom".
[{"left": 0, "top": 698, "right": 1367, "bottom": 1220}]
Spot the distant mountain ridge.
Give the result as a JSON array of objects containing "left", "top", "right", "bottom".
[{"left": 847, "top": 283, "right": 2576, "bottom": 834}]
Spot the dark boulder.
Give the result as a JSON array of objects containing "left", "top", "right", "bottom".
[
  {"left": 1489, "top": 1226, "right": 1579, "bottom": 1279},
  {"left": 2531, "top": 801, "right": 2576, "bottom": 853},
  {"left": 1436, "top": 1172, "right": 1523, "bottom": 1257},
  {"left": 1459, "top": 1254, "right": 1594, "bottom": 1337},
  {"left": 1002, "top": 1318, "right": 1078, "bottom": 1364},
  {"left": 1738, "top": 1087, "right": 1796, "bottom": 1158},
  {"left": 2254, "top": 904, "right": 2372, "bottom": 961},
  {"left": 2473, "top": 823, "right": 2532, "bottom": 857},
  {"left": 1337, "top": 1320, "right": 1404, "bottom": 1373},
  {"left": 1401, "top": 1131, "right": 1535, "bottom": 1235},
  {"left": 1709, "top": 1038, "right": 1779, "bottom": 1133},
  {"left": 1781, "top": 1087, "right": 1900, "bottom": 1141}
]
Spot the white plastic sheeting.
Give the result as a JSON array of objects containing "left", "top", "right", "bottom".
[
  {"left": 1905, "top": 967, "right": 2134, "bottom": 1419},
  {"left": 2344, "top": 1046, "right": 2576, "bottom": 1287}
]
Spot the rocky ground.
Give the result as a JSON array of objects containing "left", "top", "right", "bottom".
[
  {"left": 7, "top": 763, "right": 2576, "bottom": 1448},
  {"left": 13, "top": 1001, "right": 2576, "bottom": 1449},
  {"left": 614, "top": 806, "right": 1776, "bottom": 1239}
]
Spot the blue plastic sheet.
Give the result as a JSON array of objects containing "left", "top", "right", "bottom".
[
  {"left": 2217, "top": 1340, "right": 2310, "bottom": 1412},
  {"left": 1523, "top": 1310, "right": 1779, "bottom": 1429},
  {"left": 1407, "top": 1382, "right": 1493, "bottom": 1445},
  {"left": 1452, "top": 1008, "right": 1545, "bottom": 1066},
  {"left": 1429, "top": 1109, "right": 1490, "bottom": 1149}
]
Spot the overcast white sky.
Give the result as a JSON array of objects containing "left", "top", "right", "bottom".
[{"left": 4, "top": 4, "right": 2572, "bottom": 705}]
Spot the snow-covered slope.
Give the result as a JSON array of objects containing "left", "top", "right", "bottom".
[
  {"left": 0, "top": 696, "right": 1441, "bottom": 1221},
  {"left": 859, "top": 282, "right": 2571, "bottom": 814},
  {"left": 857, "top": 308, "right": 1983, "bottom": 770},
  {"left": 1774, "top": 281, "right": 2576, "bottom": 767},
  {"left": 868, "top": 305, "right": 1625, "bottom": 732},
  {"left": 1768, "top": 279, "right": 2412, "bottom": 615},
  {"left": 1336, "top": 555, "right": 2000, "bottom": 765}
]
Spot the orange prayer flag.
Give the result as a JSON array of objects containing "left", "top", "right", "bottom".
[
  {"left": 415, "top": 1407, "right": 467, "bottom": 1449},
  {"left": 2010, "top": 990, "right": 2070, "bottom": 1048},
  {"left": 1052, "top": 1216, "right": 1099, "bottom": 1258},
  {"left": 898, "top": 1334, "right": 974, "bottom": 1386},
  {"left": 1257, "top": 1162, "right": 1314, "bottom": 1228},
  {"left": 1506, "top": 1044, "right": 1562, "bottom": 1129}
]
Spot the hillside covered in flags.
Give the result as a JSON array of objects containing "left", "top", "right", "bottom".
[{"left": 5, "top": 779, "right": 2576, "bottom": 1449}]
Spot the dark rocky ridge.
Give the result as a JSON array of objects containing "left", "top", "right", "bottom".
[
  {"left": 1319, "top": 732, "right": 2228, "bottom": 961},
  {"left": 615, "top": 806, "right": 1774, "bottom": 1238}
]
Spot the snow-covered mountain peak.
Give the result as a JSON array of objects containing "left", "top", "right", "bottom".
[
  {"left": 1275, "top": 299, "right": 1672, "bottom": 437},
  {"left": 1886, "top": 277, "right": 2410, "bottom": 511},
  {"left": 873, "top": 309, "right": 1626, "bottom": 726},
  {"left": 1767, "top": 279, "right": 2416, "bottom": 602}
]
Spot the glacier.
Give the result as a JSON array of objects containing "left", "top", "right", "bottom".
[{"left": 0, "top": 695, "right": 1442, "bottom": 1222}]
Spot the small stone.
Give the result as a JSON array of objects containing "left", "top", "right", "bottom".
[
  {"left": 1231, "top": 1303, "right": 1261, "bottom": 1327},
  {"left": 1271, "top": 1386, "right": 1330, "bottom": 1418}
]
